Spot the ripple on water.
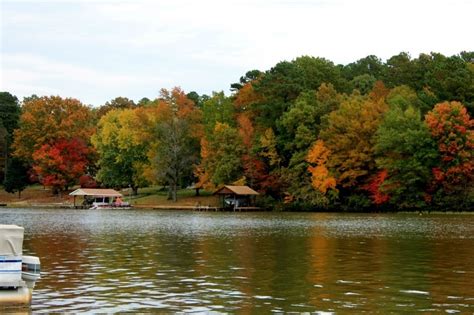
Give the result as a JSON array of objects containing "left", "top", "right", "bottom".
[
  {"left": 336, "top": 280, "right": 361, "bottom": 284},
  {"left": 2, "top": 209, "right": 473, "bottom": 313},
  {"left": 254, "top": 295, "right": 273, "bottom": 300},
  {"left": 400, "top": 290, "right": 430, "bottom": 296}
]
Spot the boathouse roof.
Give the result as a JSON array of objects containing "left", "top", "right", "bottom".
[
  {"left": 69, "top": 188, "right": 123, "bottom": 197},
  {"left": 213, "top": 185, "right": 259, "bottom": 196}
]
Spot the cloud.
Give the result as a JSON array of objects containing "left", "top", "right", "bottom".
[
  {"left": 1, "top": 53, "right": 168, "bottom": 105},
  {"left": 1, "top": 0, "right": 473, "bottom": 105}
]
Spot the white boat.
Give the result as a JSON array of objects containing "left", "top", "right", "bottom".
[
  {"left": 89, "top": 201, "right": 132, "bottom": 210},
  {"left": 0, "top": 225, "right": 41, "bottom": 306},
  {"left": 22, "top": 255, "right": 41, "bottom": 283}
]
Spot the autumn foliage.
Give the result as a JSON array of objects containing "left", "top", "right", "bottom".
[
  {"left": 32, "top": 138, "right": 91, "bottom": 192},
  {"left": 320, "top": 92, "right": 388, "bottom": 188},
  {"left": 363, "top": 170, "right": 390, "bottom": 205},
  {"left": 4, "top": 51, "right": 474, "bottom": 210},
  {"left": 306, "top": 140, "right": 336, "bottom": 194},
  {"left": 425, "top": 101, "right": 474, "bottom": 193},
  {"left": 13, "top": 96, "right": 93, "bottom": 162},
  {"left": 79, "top": 175, "right": 98, "bottom": 188}
]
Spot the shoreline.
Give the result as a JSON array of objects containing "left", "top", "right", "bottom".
[
  {"left": 1, "top": 202, "right": 473, "bottom": 214},
  {"left": 1, "top": 186, "right": 472, "bottom": 213}
]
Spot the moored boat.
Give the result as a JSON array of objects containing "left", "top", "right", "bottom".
[
  {"left": 89, "top": 201, "right": 132, "bottom": 210},
  {"left": 0, "top": 225, "right": 41, "bottom": 306}
]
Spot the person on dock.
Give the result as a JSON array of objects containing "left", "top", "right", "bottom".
[{"left": 114, "top": 196, "right": 123, "bottom": 207}]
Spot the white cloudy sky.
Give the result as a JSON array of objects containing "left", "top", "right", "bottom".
[{"left": 1, "top": 0, "right": 473, "bottom": 106}]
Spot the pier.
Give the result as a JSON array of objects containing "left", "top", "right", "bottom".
[{"left": 149, "top": 205, "right": 262, "bottom": 211}]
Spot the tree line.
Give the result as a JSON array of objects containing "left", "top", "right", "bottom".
[{"left": 1, "top": 51, "right": 473, "bottom": 210}]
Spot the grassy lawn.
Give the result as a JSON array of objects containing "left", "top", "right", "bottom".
[
  {"left": 0, "top": 184, "right": 68, "bottom": 204},
  {"left": 131, "top": 186, "right": 218, "bottom": 207}
]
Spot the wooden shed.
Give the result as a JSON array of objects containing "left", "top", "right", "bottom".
[{"left": 213, "top": 185, "right": 260, "bottom": 210}]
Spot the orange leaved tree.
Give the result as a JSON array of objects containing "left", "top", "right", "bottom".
[
  {"left": 306, "top": 140, "right": 337, "bottom": 195},
  {"left": 13, "top": 96, "right": 93, "bottom": 162}
]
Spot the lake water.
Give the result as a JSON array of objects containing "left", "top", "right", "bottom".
[{"left": 1, "top": 208, "right": 474, "bottom": 313}]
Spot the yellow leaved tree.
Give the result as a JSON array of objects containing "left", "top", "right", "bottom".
[{"left": 306, "top": 140, "right": 337, "bottom": 194}]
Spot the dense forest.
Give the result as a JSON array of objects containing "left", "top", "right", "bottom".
[{"left": 1, "top": 51, "right": 473, "bottom": 211}]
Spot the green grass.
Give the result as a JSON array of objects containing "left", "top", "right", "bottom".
[{"left": 130, "top": 187, "right": 217, "bottom": 206}]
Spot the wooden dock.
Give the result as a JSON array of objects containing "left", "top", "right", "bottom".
[
  {"left": 234, "top": 207, "right": 262, "bottom": 211},
  {"left": 149, "top": 205, "right": 263, "bottom": 212},
  {"left": 69, "top": 204, "right": 265, "bottom": 212},
  {"left": 151, "top": 205, "right": 219, "bottom": 211},
  {"left": 195, "top": 206, "right": 263, "bottom": 212},
  {"left": 193, "top": 205, "right": 220, "bottom": 211}
]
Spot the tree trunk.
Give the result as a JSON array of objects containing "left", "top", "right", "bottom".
[
  {"left": 172, "top": 183, "right": 177, "bottom": 202},
  {"left": 3, "top": 144, "right": 7, "bottom": 184},
  {"left": 167, "top": 186, "right": 172, "bottom": 200},
  {"left": 195, "top": 188, "right": 200, "bottom": 196},
  {"left": 172, "top": 169, "right": 178, "bottom": 202}
]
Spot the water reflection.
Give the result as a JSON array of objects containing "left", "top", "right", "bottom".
[{"left": 1, "top": 209, "right": 473, "bottom": 312}]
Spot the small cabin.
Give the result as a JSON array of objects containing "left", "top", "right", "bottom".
[
  {"left": 69, "top": 188, "right": 124, "bottom": 208},
  {"left": 213, "top": 185, "right": 260, "bottom": 211}
]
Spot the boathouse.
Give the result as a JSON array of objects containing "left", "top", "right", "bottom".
[
  {"left": 69, "top": 188, "right": 123, "bottom": 208},
  {"left": 213, "top": 185, "right": 260, "bottom": 211}
]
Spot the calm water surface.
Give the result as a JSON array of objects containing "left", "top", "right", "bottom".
[{"left": 1, "top": 208, "right": 473, "bottom": 313}]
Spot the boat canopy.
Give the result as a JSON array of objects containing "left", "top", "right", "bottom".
[
  {"left": 213, "top": 185, "right": 259, "bottom": 196},
  {"left": 69, "top": 188, "right": 123, "bottom": 197},
  {"left": 0, "top": 225, "right": 24, "bottom": 256}
]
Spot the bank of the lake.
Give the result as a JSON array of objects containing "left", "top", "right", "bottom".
[
  {"left": 0, "top": 185, "right": 219, "bottom": 210},
  {"left": 1, "top": 185, "right": 473, "bottom": 213},
  {"left": 2, "top": 208, "right": 473, "bottom": 313}
]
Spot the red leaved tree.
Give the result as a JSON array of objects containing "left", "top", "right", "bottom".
[
  {"left": 425, "top": 101, "right": 474, "bottom": 195},
  {"left": 363, "top": 169, "right": 390, "bottom": 205},
  {"left": 32, "top": 138, "right": 91, "bottom": 194},
  {"left": 79, "top": 175, "right": 98, "bottom": 188}
]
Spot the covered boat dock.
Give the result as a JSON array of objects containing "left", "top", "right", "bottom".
[
  {"left": 69, "top": 188, "right": 123, "bottom": 208},
  {"left": 211, "top": 185, "right": 261, "bottom": 211}
]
